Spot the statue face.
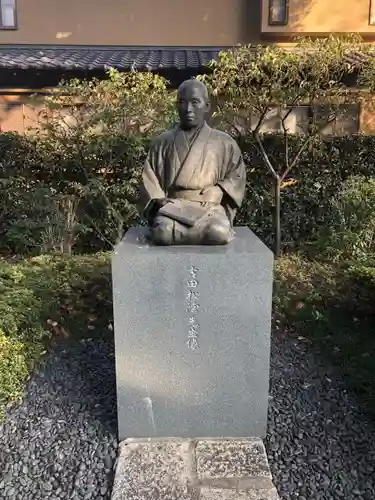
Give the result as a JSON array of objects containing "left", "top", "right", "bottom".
[{"left": 177, "top": 84, "right": 210, "bottom": 129}]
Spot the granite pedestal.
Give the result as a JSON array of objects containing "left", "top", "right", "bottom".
[{"left": 112, "top": 227, "right": 273, "bottom": 441}]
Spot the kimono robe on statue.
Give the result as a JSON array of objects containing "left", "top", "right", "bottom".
[{"left": 138, "top": 122, "right": 246, "bottom": 245}]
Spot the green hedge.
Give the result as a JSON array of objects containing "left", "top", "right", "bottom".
[
  {"left": 2, "top": 132, "right": 375, "bottom": 254},
  {"left": 275, "top": 255, "right": 375, "bottom": 412},
  {"left": 236, "top": 135, "right": 375, "bottom": 249},
  {"left": 0, "top": 253, "right": 112, "bottom": 414},
  {"left": 2, "top": 250, "right": 375, "bottom": 416}
]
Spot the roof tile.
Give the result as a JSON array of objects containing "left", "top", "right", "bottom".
[
  {"left": 0, "top": 46, "right": 221, "bottom": 71},
  {"left": 0, "top": 45, "right": 369, "bottom": 72}
]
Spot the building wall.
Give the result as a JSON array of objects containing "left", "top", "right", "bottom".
[
  {"left": 359, "top": 97, "right": 375, "bottom": 133},
  {"left": 0, "top": 94, "right": 26, "bottom": 133},
  {"left": 0, "top": 94, "right": 46, "bottom": 134},
  {"left": 0, "top": 0, "right": 261, "bottom": 46},
  {"left": 1, "top": 92, "right": 373, "bottom": 135},
  {"left": 262, "top": 0, "right": 375, "bottom": 36},
  {"left": 0, "top": 0, "right": 375, "bottom": 133},
  {"left": 1, "top": 0, "right": 375, "bottom": 46},
  {"left": 1, "top": 0, "right": 374, "bottom": 46}
]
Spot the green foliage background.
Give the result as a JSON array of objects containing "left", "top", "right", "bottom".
[
  {"left": 2, "top": 39, "right": 375, "bottom": 417},
  {"left": 0, "top": 253, "right": 112, "bottom": 414},
  {"left": 2, "top": 132, "right": 375, "bottom": 255}
]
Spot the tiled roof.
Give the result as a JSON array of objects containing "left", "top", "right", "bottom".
[
  {"left": 0, "top": 44, "right": 370, "bottom": 71},
  {"left": 0, "top": 45, "right": 223, "bottom": 70}
]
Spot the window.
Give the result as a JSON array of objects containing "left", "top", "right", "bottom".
[
  {"left": 268, "top": 0, "right": 289, "bottom": 26},
  {"left": 0, "top": 0, "right": 16, "bottom": 29},
  {"left": 370, "top": 0, "right": 375, "bottom": 25}
]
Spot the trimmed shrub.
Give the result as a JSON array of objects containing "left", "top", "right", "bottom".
[
  {"left": 236, "top": 135, "right": 375, "bottom": 251},
  {"left": 2, "top": 132, "right": 375, "bottom": 255},
  {"left": 0, "top": 132, "right": 148, "bottom": 254},
  {"left": 0, "top": 333, "right": 29, "bottom": 416},
  {"left": 314, "top": 175, "right": 375, "bottom": 261},
  {"left": 274, "top": 255, "right": 375, "bottom": 412},
  {"left": 0, "top": 253, "right": 111, "bottom": 416}
]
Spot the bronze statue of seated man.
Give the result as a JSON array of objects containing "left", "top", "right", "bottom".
[{"left": 138, "top": 79, "right": 246, "bottom": 245}]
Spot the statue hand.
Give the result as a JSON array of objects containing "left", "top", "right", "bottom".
[
  {"left": 200, "top": 186, "right": 223, "bottom": 203},
  {"left": 153, "top": 198, "right": 174, "bottom": 210}
]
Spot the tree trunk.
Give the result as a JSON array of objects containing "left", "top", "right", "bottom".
[
  {"left": 274, "top": 177, "right": 281, "bottom": 258},
  {"left": 116, "top": 219, "right": 124, "bottom": 245}
]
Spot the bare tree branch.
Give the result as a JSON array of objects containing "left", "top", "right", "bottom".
[
  {"left": 280, "top": 96, "right": 301, "bottom": 126},
  {"left": 253, "top": 107, "right": 269, "bottom": 137},
  {"left": 281, "top": 115, "right": 337, "bottom": 180},
  {"left": 83, "top": 212, "right": 115, "bottom": 248},
  {"left": 254, "top": 132, "right": 278, "bottom": 180}
]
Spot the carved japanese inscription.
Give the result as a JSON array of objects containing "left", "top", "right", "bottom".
[{"left": 186, "top": 265, "right": 200, "bottom": 350}]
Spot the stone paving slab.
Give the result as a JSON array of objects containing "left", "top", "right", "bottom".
[
  {"left": 111, "top": 438, "right": 280, "bottom": 500},
  {"left": 200, "top": 489, "right": 280, "bottom": 500},
  {"left": 196, "top": 438, "right": 271, "bottom": 479},
  {"left": 111, "top": 439, "right": 194, "bottom": 500}
]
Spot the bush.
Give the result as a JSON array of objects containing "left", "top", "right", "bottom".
[
  {"left": 25, "top": 252, "right": 112, "bottom": 336},
  {"left": 315, "top": 175, "right": 375, "bottom": 261},
  {"left": 237, "top": 135, "right": 375, "bottom": 251},
  {"left": 2, "top": 132, "right": 375, "bottom": 255},
  {"left": 0, "top": 67, "right": 173, "bottom": 255},
  {"left": 0, "top": 132, "right": 149, "bottom": 254},
  {"left": 0, "top": 258, "right": 48, "bottom": 412},
  {"left": 0, "top": 253, "right": 111, "bottom": 416},
  {"left": 274, "top": 255, "right": 375, "bottom": 413},
  {"left": 0, "top": 333, "right": 29, "bottom": 416}
]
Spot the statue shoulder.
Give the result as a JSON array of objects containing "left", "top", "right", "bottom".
[
  {"left": 150, "top": 128, "right": 176, "bottom": 148},
  {"left": 209, "top": 128, "right": 242, "bottom": 150}
]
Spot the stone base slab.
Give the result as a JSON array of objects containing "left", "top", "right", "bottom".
[{"left": 111, "top": 438, "right": 280, "bottom": 500}]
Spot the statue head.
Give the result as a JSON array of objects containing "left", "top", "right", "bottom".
[{"left": 177, "top": 79, "right": 211, "bottom": 130}]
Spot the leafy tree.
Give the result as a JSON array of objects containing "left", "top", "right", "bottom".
[
  {"left": 30, "top": 68, "right": 177, "bottom": 251},
  {"left": 200, "top": 34, "right": 375, "bottom": 256}
]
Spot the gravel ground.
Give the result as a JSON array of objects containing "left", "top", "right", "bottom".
[
  {"left": 0, "top": 332, "right": 375, "bottom": 500},
  {"left": 0, "top": 339, "right": 118, "bottom": 500},
  {"left": 267, "top": 330, "right": 375, "bottom": 500}
]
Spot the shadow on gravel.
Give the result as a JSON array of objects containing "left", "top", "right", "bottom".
[
  {"left": 51, "top": 336, "right": 118, "bottom": 436},
  {"left": 266, "top": 328, "right": 375, "bottom": 500}
]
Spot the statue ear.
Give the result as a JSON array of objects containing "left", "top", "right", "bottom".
[{"left": 205, "top": 100, "right": 211, "bottom": 113}]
